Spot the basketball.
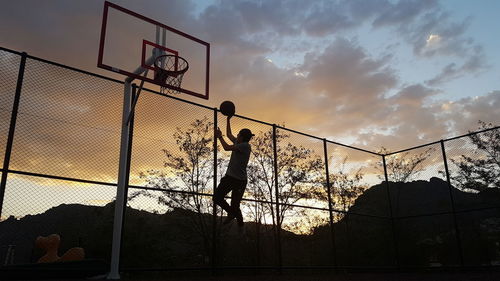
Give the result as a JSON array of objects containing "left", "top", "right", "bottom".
[{"left": 220, "top": 101, "right": 235, "bottom": 117}]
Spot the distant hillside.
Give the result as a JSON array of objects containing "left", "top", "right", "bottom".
[
  {"left": 1, "top": 178, "right": 499, "bottom": 268},
  {"left": 320, "top": 177, "right": 500, "bottom": 267},
  {"left": 350, "top": 177, "right": 496, "bottom": 217}
]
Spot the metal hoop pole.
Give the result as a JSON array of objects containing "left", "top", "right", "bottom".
[
  {"left": 323, "top": 139, "right": 337, "bottom": 267},
  {"left": 383, "top": 155, "right": 400, "bottom": 269},
  {"left": 272, "top": 125, "right": 282, "bottom": 271},
  {"left": 211, "top": 108, "right": 218, "bottom": 274},
  {"left": 440, "top": 140, "right": 465, "bottom": 267},
  {"left": 125, "top": 77, "right": 146, "bottom": 126}
]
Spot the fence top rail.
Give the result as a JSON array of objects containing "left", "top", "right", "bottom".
[
  {"left": 324, "top": 138, "right": 382, "bottom": 156},
  {"left": 0, "top": 46, "right": 125, "bottom": 85},
  {"left": 0, "top": 46, "right": 22, "bottom": 56},
  {"left": 384, "top": 140, "right": 441, "bottom": 156},
  {"left": 27, "top": 55, "right": 126, "bottom": 85},
  {"left": 443, "top": 125, "right": 500, "bottom": 142},
  {"left": 277, "top": 126, "right": 382, "bottom": 156},
  {"left": 385, "top": 125, "right": 500, "bottom": 156},
  {"left": 8, "top": 169, "right": 118, "bottom": 187}
]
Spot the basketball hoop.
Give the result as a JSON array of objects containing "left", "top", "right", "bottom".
[{"left": 154, "top": 54, "right": 189, "bottom": 95}]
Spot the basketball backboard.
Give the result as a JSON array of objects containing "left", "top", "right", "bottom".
[{"left": 97, "top": 1, "right": 210, "bottom": 99}]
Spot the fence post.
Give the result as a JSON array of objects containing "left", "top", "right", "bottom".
[
  {"left": 211, "top": 108, "right": 218, "bottom": 274},
  {"left": 0, "top": 52, "right": 27, "bottom": 218},
  {"left": 440, "top": 140, "right": 465, "bottom": 267},
  {"left": 272, "top": 125, "right": 282, "bottom": 271},
  {"left": 383, "top": 155, "right": 400, "bottom": 269},
  {"left": 323, "top": 139, "right": 337, "bottom": 267}
]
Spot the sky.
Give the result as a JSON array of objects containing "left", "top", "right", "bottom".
[
  {"left": 1, "top": 0, "right": 499, "bottom": 151},
  {"left": 0, "top": 0, "right": 499, "bottom": 222}
]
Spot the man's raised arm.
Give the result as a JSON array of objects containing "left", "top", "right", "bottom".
[
  {"left": 216, "top": 128, "right": 237, "bottom": 151},
  {"left": 226, "top": 116, "right": 237, "bottom": 143}
]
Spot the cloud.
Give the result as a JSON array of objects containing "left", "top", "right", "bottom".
[
  {"left": 372, "top": 0, "right": 438, "bottom": 27},
  {"left": 425, "top": 34, "right": 442, "bottom": 48},
  {"left": 390, "top": 84, "right": 439, "bottom": 106},
  {"left": 204, "top": 22, "right": 497, "bottom": 153},
  {"left": 214, "top": 37, "right": 399, "bottom": 143},
  {"left": 426, "top": 49, "right": 488, "bottom": 86},
  {"left": 231, "top": 0, "right": 304, "bottom": 36},
  {"left": 386, "top": 7, "right": 486, "bottom": 77},
  {"left": 197, "top": 0, "right": 489, "bottom": 93},
  {"left": 306, "top": 38, "right": 395, "bottom": 87},
  {"left": 433, "top": 91, "right": 500, "bottom": 134},
  {"left": 198, "top": 0, "right": 435, "bottom": 40},
  {"left": 303, "top": 1, "right": 359, "bottom": 36},
  {"left": 354, "top": 90, "right": 500, "bottom": 151}
]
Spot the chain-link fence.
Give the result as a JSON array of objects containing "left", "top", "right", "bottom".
[{"left": 0, "top": 47, "right": 499, "bottom": 273}]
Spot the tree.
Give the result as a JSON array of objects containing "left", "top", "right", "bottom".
[
  {"left": 330, "top": 157, "right": 368, "bottom": 220},
  {"left": 375, "top": 146, "right": 435, "bottom": 216},
  {"left": 244, "top": 129, "right": 325, "bottom": 233},
  {"left": 131, "top": 121, "right": 325, "bottom": 241},
  {"left": 451, "top": 121, "right": 500, "bottom": 191},
  {"left": 377, "top": 147, "right": 435, "bottom": 183},
  {"left": 129, "top": 117, "right": 224, "bottom": 258},
  {"left": 309, "top": 156, "right": 368, "bottom": 222}
]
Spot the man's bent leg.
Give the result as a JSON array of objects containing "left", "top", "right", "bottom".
[{"left": 214, "top": 177, "right": 235, "bottom": 216}]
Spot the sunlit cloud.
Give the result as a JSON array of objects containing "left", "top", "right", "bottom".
[
  {"left": 441, "top": 100, "right": 455, "bottom": 111},
  {"left": 294, "top": 71, "right": 306, "bottom": 77},
  {"left": 425, "top": 34, "right": 441, "bottom": 47}
]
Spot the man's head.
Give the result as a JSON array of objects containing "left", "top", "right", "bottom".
[{"left": 237, "top": 128, "right": 254, "bottom": 143}]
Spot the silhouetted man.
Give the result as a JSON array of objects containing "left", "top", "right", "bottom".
[{"left": 214, "top": 115, "right": 254, "bottom": 227}]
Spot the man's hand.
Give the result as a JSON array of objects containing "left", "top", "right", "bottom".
[
  {"left": 217, "top": 127, "right": 237, "bottom": 152},
  {"left": 215, "top": 128, "right": 223, "bottom": 139}
]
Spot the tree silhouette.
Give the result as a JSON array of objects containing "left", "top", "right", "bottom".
[
  {"left": 310, "top": 156, "right": 367, "bottom": 222},
  {"left": 330, "top": 157, "right": 367, "bottom": 220},
  {"left": 451, "top": 121, "right": 499, "bottom": 191},
  {"left": 131, "top": 121, "right": 325, "bottom": 240},
  {"left": 377, "top": 147, "right": 435, "bottom": 183},
  {"left": 129, "top": 117, "right": 224, "bottom": 258},
  {"left": 244, "top": 129, "right": 324, "bottom": 233},
  {"left": 374, "top": 147, "right": 435, "bottom": 217}
]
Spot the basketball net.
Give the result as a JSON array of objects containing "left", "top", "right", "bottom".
[{"left": 154, "top": 54, "right": 189, "bottom": 95}]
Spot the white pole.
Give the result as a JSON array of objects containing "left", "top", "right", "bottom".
[
  {"left": 162, "top": 27, "right": 166, "bottom": 47},
  {"left": 107, "top": 81, "right": 132, "bottom": 280},
  {"left": 108, "top": 34, "right": 159, "bottom": 278},
  {"left": 156, "top": 26, "right": 160, "bottom": 45},
  {"left": 161, "top": 28, "right": 167, "bottom": 69}
]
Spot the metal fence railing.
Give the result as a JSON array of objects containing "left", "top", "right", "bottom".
[{"left": 0, "top": 46, "right": 499, "bottom": 273}]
